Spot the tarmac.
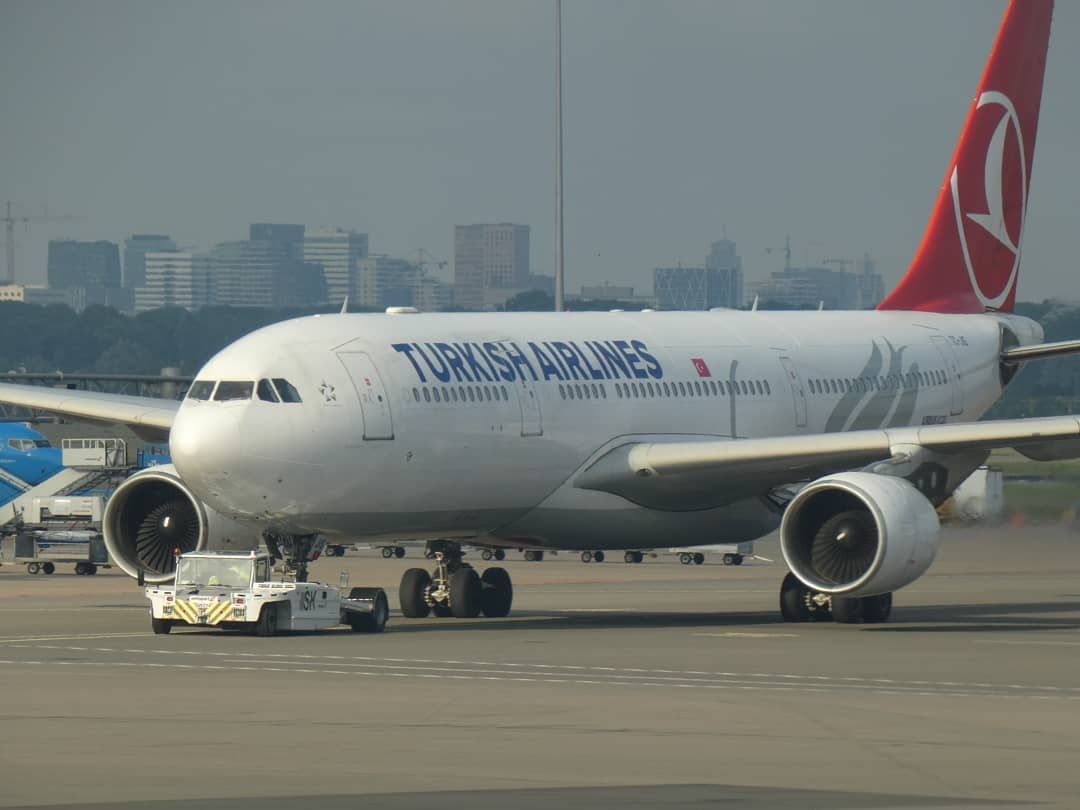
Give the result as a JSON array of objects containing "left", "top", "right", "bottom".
[{"left": 1, "top": 525, "right": 1078, "bottom": 809}]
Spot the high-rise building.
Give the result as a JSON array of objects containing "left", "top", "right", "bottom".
[
  {"left": 856, "top": 252, "right": 885, "bottom": 309},
  {"left": 302, "top": 227, "right": 368, "bottom": 305},
  {"left": 249, "top": 223, "right": 305, "bottom": 251},
  {"left": 654, "top": 266, "right": 732, "bottom": 310},
  {"left": 209, "top": 241, "right": 288, "bottom": 308},
  {"left": 705, "top": 239, "right": 744, "bottom": 309},
  {"left": 358, "top": 256, "right": 452, "bottom": 311},
  {"left": 751, "top": 266, "right": 860, "bottom": 310},
  {"left": 136, "top": 252, "right": 211, "bottom": 313},
  {"left": 124, "top": 235, "right": 176, "bottom": 289},
  {"left": 453, "top": 223, "right": 530, "bottom": 311},
  {"left": 47, "top": 240, "right": 122, "bottom": 290}
]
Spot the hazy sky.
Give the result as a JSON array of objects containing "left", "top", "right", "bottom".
[{"left": 3, "top": 1, "right": 1078, "bottom": 301}]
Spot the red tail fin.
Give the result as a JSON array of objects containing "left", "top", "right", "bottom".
[{"left": 878, "top": 0, "right": 1053, "bottom": 314}]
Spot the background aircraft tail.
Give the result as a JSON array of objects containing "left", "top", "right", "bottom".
[{"left": 878, "top": 0, "right": 1053, "bottom": 314}]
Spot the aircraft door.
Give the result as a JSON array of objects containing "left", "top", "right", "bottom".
[
  {"left": 336, "top": 352, "right": 394, "bottom": 440},
  {"left": 930, "top": 336, "right": 964, "bottom": 415},
  {"left": 515, "top": 376, "right": 543, "bottom": 437},
  {"left": 778, "top": 356, "right": 808, "bottom": 428}
]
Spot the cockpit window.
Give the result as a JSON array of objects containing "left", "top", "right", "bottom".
[
  {"left": 256, "top": 379, "right": 280, "bottom": 403},
  {"left": 33, "top": 439, "right": 50, "bottom": 448},
  {"left": 214, "top": 381, "right": 254, "bottom": 402},
  {"left": 187, "top": 381, "right": 216, "bottom": 401},
  {"left": 272, "top": 378, "right": 303, "bottom": 403}
]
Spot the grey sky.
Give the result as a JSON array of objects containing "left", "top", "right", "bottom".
[{"left": 2, "top": 1, "right": 1078, "bottom": 302}]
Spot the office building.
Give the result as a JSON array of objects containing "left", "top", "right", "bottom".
[
  {"left": 303, "top": 227, "right": 368, "bottom": 305},
  {"left": 705, "top": 239, "right": 744, "bottom": 309},
  {"left": 358, "top": 256, "right": 452, "bottom": 311},
  {"left": 654, "top": 266, "right": 733, "bottom": 310},
  {"left": 136, "top": 252, "right": 211, "bottom": 313},
  {"left": 47, "top": 240, "right": 122, "bottom": 290},
  {"left": 124, "top": 235, "right": 176, "bottom": 289},
  {"left": 453, "top": 223, "right": 530, "bottom": 311}
]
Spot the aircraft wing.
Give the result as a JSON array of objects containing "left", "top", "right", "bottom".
[
  {"left": 0, "top": 383, "right": 178, "bottom": 440},
  {"left": 574, "top": 416, "right": 1080, "bottom": 511}
]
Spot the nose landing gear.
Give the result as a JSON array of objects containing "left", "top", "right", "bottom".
[{"left": 399, "top": 540, "right": 513, "bottom": 620}]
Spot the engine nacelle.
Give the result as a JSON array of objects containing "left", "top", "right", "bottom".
[
  {"left": 103, "top": 464, "right": 261, "bottom": 583},
  {"left": 780, "top": 471, "right": 940, "bottom": 597}
]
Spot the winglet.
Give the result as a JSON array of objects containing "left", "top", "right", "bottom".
[{"left": 340, "top": 296, "right": 349, "bottom": 315}]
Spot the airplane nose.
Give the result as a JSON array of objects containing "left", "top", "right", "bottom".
[{"left": 169, "top": 405, "right": 242, "bottom": 499}]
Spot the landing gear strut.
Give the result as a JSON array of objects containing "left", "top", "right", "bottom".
[
  {"left": 263, "top": 532, "right": 326, "bottom": 583},
  {"left": 399, "top": 540, "right": 513, "bottom": 619},
  {"left": 779, "top": 573, "right": 893, "bottom": 624}
]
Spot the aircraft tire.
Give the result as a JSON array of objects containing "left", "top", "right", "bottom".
[
  {"left": 480, "top": 567, "right": 513, "bottom": 618},
  {"left": 151, "top": 618, "right": 172, "bottom": 635},
  {"left": 861, "top": 593, "right": 893, "bottom": 623},
  {"left": 779, "top": 573, "right": 813, "bottom": 622},
  {"left": 399, "top": 569, "right": 432, "bottom": 618},
  {"left": 449, "top": 568, "right": 482, "bottom": 619},
  {"left": 831, "top": 596, "right": 864, "bottom": 624},
  {"left": 433, "top": 604, "right": 452, "bottom": 617}
]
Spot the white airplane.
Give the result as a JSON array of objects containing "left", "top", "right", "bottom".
[{"left": 1, "top": 0, "right": 1074, "bottom": 624}]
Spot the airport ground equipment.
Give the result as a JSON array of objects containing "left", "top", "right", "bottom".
[
  {"left": 0, "top": 495, "right": 110, "bottom": 574},
  {"left": 579, "top": 550, "right": 605, "bottom": 563},
  {"left": 666, "top": 542, "right": 756, "bottom": 566},
  {"left": 145, "top": 550, "right": 389, "bottom": 635}
]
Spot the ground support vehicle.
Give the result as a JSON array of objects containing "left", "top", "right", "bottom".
[
  {"left": 0, "top": 496, "right": 110, "bottom": 575},
  {"left": 666, "top": 542, "right": 756, "bottom": 566},
  {"left": 145, "top": 550, "right": 389, "bottom": 636}
]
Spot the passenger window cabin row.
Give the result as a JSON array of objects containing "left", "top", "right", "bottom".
[{"left": 807, "top": 369, "right": 948, "bottom": 396}]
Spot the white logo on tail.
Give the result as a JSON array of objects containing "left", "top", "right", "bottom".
[{"left": 949, "top": 90, "right": 1027, "bottom": 309}]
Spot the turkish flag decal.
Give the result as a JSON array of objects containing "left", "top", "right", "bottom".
[{"left": 691, "top": 358, "right": 711, "bottom": 378}]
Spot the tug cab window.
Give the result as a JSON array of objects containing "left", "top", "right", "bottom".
[
  {"left": 214, "top": 381, "right": 254, "bottom": 401},
  {"left": 272, "top": 378, "right": 303, "bottom": 403},
  {"left": 187, "top": 380, "right": 216, "bottom": 401}
]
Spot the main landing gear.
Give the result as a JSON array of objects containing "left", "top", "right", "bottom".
[
  {"left": 399, "top": 540, "right": 513, "bottom": 620},
  {"left": 779, "top": 573, "right": 893, "bottom": 624}
]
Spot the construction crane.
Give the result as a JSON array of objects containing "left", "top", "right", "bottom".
[
  {"left": 412, "top": 248, "right": 448, "bottom": 276},
  {"left": 2, "top": 202, "right": 83, "bottom": 285}
]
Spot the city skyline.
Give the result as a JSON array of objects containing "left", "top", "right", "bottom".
[{"left": 3, "top": 2, "right": 1079, "bottom": 301}]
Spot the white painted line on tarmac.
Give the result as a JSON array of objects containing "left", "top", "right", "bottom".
[
  {"left": 0, "top": 633, "right": 152, "bottom": 643},
  {"left": 12, "top": 644, "right": 1080, "bottom": 695},
  {"left": 692, "top": 632, "right": 800, "bottom": 638},
  {"left": 975, "top": 639, "right": 1080, "bottom": 647},
  {"left": 0, "top": 658, "right": 1075, "bottom": 701}
]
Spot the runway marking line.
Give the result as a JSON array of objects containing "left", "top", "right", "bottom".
[
  {"left": 8, "top": 644, "right": 1080, "bottom": 696},
  {"left": 0, "top": 658, "right": 1075, "bottom": 701},
  {"left": 692, "top": 632, "right": 800, "bottom": 638},
  {"left": 0, "top": 633, "right": 152, "bottom": 643}
]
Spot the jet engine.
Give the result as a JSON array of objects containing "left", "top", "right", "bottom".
[
  {"left": 103, "top": 464, "right": 261, "bottom": 583},
  {"left": 780, "top": 471, "right": 940, "bottom": 597}
]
